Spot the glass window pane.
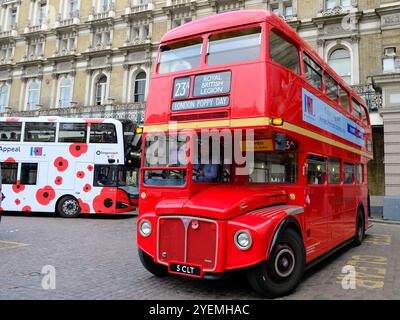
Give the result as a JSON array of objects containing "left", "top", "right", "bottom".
[
  {"left": 269, "top": 31, "right": 299, "bottom": 74},
  {"left": 249, "top": 152, "right": 297, "bottom": 184},
  {"left": 307, "top": 155, "right": 326, "bottom": 185},
  {"left": 90, "top": 123, "right": 117, "bottom": 144},
  {"left": 304, "top": 53, "right": 322, "bottom": 90},
  {"left": 328, "top": 158, "right": 341, "bottom": 184},
  {"left": 207, "top": 27, "right": 262, "bottom": 66},
  {"left": 324, "top": 73, "right": 339, "bottom": 102},
  {"left": 339, "top": 86, "right": 350, "bottom": 112},
  {"left": 356, "top": 164, "right": 363, "bottom": 184},
  {"left": 94, "top": 165, "right": 118, "bottom": 187},
  {"left": 144, "top": 170, "right": 187, "bottom": 187},
  {"left": 59, "top": 123, "right": 87, "bottom": 143},
  {"left": 1, "top": 162, "right": 18, "bottom": 184},
  {"left": 352, "top": 99, "right": 363, "bottom": 120},
  {"left": 20, "top": 163, "right": 38, "bottom": 185},
  {"left": 0, "top": 122, "right": 22, "bottom": 141},
  {"left": 159, "top": 38, "right": 203, "bottom": 74},
  {"left": 24, "top": 122, "right": 56, "bottom": 142},
  {"left": 344, "top": 163, "right": 355, "bottom": 184}
]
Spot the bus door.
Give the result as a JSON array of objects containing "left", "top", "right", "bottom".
[
  {"left": 92, "top": 165, "right": 119, "bottom": 214},
  {"left": 304, "top": 155, "right": 331, "bottom": 259}
]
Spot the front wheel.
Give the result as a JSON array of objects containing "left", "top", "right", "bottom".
[
  {"left": 247, "top": 229, "right": 305, "bottom": 298},
  {"left": 57, "top": 196, "right": 81, "bottom": 218},
  {"left": 138, "top": 249, "right": 168, "bottom": 277}
]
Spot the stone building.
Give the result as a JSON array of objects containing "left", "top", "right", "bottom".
[{"left": 0, "top": 0, "right": 399, "bottom": 216}]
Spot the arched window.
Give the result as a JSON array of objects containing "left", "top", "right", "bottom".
[
  {"left": 134, "top": 72, "right": 146, "bottom": 103},
  {"left": 0, "top": 83, "right": 8, "bottom": 112},
  {"left": 328, "top": 48, "right": 351, "bottom": 84},
  {"left": 59, "top": 77, "right": 72, "bottom": 108},
  {"left": 95, "top": 75, "right": 108, "bottom": 106},
  {"left": 27, "top": 80, "right": 40, "bottom": 110}
]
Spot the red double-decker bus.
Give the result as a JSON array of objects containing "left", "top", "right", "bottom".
[{"left": 137, "top": 10, "right": 372, "bottom": 298}]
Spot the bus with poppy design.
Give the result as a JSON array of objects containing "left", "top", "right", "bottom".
[
  {"left": 0, "top": 117, "right": 142, "bottom": 217},
  {"left": 137, "top": 10, "right": 373, "bottom": 298}
]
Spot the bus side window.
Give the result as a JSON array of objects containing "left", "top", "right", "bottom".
[
  {"left": 324, "top": 72, "right": 339, "bottom": 102},
  {"left": 0, "top": 162, "right": 18, "bottom": 184},
  {"left": 90, "top": 124, "right": 117, "bottom": 144},
  {"left": 59, "top": 123, "right": 88, "bottom": 143},
  {"left": 328, "top": 158, "right": 341, "bottom": 184},
  {"left": 356, "top": 164, "right": 363, "bottom": 184},
  {"left": 269, "top": 31, "right": 300, "bottom": 74},
  {"left": 339, "top": 86, "right": 350, "bottom": 112},
  {"left": 93, "top": 165, "right": 118, "bottom": 187},
  {"left": 307, "top": 155, "right": 326, "bottom": 185},
  {"left": 24, "top": 123, "right": 56, "bottom": 143},
  {"left": 351, "top": 99, "right": 363, "bottom": 121},
  {"left": 344, "top": 163, "right": 355, "bottom": 184},
  {"left": 20, "top": 163, "right": 38, "bottom": 185},
  {"left": 303, "top": 53, "right": 322, "bottom": 90},
  {"left": 0, "top": 122, "right": 22, "bottom": 142}
]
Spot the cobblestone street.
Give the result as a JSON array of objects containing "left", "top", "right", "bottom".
[{"left": 0, "top": 214, "right": 399, "bottom": 300}]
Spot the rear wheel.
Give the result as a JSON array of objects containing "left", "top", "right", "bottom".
[
  {"left": 57, "top": 196, "right": 81, "bottom": 218},
  {"left": 247, "top": 229, "right": 305, "bottom": 298},
  {"left": 354, "top": 209, "right": 365, "bottom": 246},
  {"left": 138, "top": 249, "right": 168, "bottom": 277}
]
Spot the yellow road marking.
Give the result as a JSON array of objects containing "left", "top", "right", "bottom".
[{"left": 0, "top": 240, "right": 30, "bottom": 251}]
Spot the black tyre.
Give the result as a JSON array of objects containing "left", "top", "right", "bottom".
[
  {"left": 247, "top": 229, "right": 305, "bottom": 298},
  {"left": 57, "top": 196, "right": 81, "bottom": 218},
  {"left": 354, "top": 209, "right": 365, "bottom": 246},
  {"left": 138, "top": 249, "right": 168, "bottom": 277}
]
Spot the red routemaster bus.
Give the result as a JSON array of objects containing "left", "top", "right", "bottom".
[{"left": 137, "top": 10, "right": 372, "bottom": 297}]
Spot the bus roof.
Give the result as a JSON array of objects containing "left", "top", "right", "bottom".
[
  {"left": 0, "top": 117, "right": 122, "bottom": 124},
  {"left": 161, "top": 10, "right": 277, "bottom": 43}
]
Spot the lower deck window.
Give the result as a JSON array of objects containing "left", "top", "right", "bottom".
[
  {"left": 1, "top": 162, "right": 18, "bottom": 184},
  {"left": 20, "top": 163, "right": 38, "bottom": 185},
  {"left": 94, "top": 165, "right": 118, "bottom": 187},
  {"left": 249, "top": 152, "right": 297, "bottom": 184},
  {"left": 307, "top": 155, "right": 326, "bottom": 185}
]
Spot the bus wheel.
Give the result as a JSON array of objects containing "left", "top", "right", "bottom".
[
  {"left": 354, "top": 209, "right": 365, "bottom": 246},
  {"left": 57, "top": 196, "right": 81, "bottom": 218},
  {"left": 138, "top": 249, "right": 168, "bottom": 277},
  {"left": 247, "top": 229, "right": 305, "bottom": 298}
]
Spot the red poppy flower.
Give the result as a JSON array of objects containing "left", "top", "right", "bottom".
[
  {"left": 54, "top": 157, "right": 69, "bottom": 172},
  {"left": 36, "top": 186, "right": 56, "bottom": 206},
  {"left": 12, "top": 180, "right": 25, "bottom": 193},
  {"left": 78, "top": 199, "right": 91, "bottom": 214},
  {"left": 83, "top": 184, "right": 91, "bottom": 193},
  {"left": 69, "top": 143, "right": 88, "bottom": 158},
  {"left": 77, "top": 171, "right": 85, "bottom": 179},
  {"left": 55, "top": 176, "right": 63, "bottom": 186},
  {"left": 87, "top": 165, "right": 94, "bottom": 172},
  {"left": 5, "top": 157, "right": 15, "bottom": 163},
  {"left": 93, "top": 188, "right": 116, "bottom": 213},
  {"left": 84, "top": 119, "right": 104, "bottom": 124},
  {"left": 15, "top": 199, "right": 21, "bottom": 205},
  {"left": 22, "top": 206, "right": 31, "bottom": 213}
]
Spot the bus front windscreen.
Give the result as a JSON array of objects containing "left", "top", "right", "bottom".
[
  {"left": 158, "top": 38, "right": 203, "bottom": 74},
  {"left": 143, "top": 135, "right": 188, "bottom": 187}
]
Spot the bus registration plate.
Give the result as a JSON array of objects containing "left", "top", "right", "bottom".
[{"left": 169, "top": 263, "right": 202, "bottom": 278}]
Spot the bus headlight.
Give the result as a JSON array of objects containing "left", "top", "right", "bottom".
[
  {"left": 234, "top": 230, "right": 252, "bottom": 250},
  {"left": 139, "top": 220, "right": 152, "bottom": 238}
]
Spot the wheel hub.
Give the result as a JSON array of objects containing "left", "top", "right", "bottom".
[{"left": 274, "top": 246, "right": 296, "bottom": 278}]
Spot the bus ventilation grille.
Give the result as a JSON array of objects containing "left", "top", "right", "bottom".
[{"left": 170, "top": 112, "right": 228, "bottom": 122}]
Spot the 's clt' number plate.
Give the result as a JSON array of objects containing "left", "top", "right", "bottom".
[{"left": 169, "top": 263, "right": 202, "bottom": 278}]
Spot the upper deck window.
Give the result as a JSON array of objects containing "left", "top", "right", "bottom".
[
  {"left": 207, "top": 27, "right": 262, "bottom": 66},
  {"left": 90, "top": 123, "right": 117, "bottom": 144},
  {"left": 24, "top": 122, "right": 56, "bottom": 143},
  {"left": 269, "top": 31, "right": 299, "bottom": 74},
  {"left": 324, "top": 72, "right": 339, "bottom": 102},
  {"left": 303, "top": 53, "right": 322, "bottom": 90},
  {"left": 0, "top": 122, "right": 22, "bottom": 142},
  {"left": 158, "top": 38, "right": 203, "bottom": 74},
  {"left": 351, "top": 99, "right": 363, "bottom": 121},
  {"left": 339, "top": 86, "right": 350, "bottom": 112}
]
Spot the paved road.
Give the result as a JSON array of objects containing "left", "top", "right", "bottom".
[{"left": 0, "top": 213, "right": 399, "bottom": 300}]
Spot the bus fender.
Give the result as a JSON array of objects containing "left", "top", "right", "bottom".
[{"left": 267, "top": 215, "right": 304, "bottom": 259}]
